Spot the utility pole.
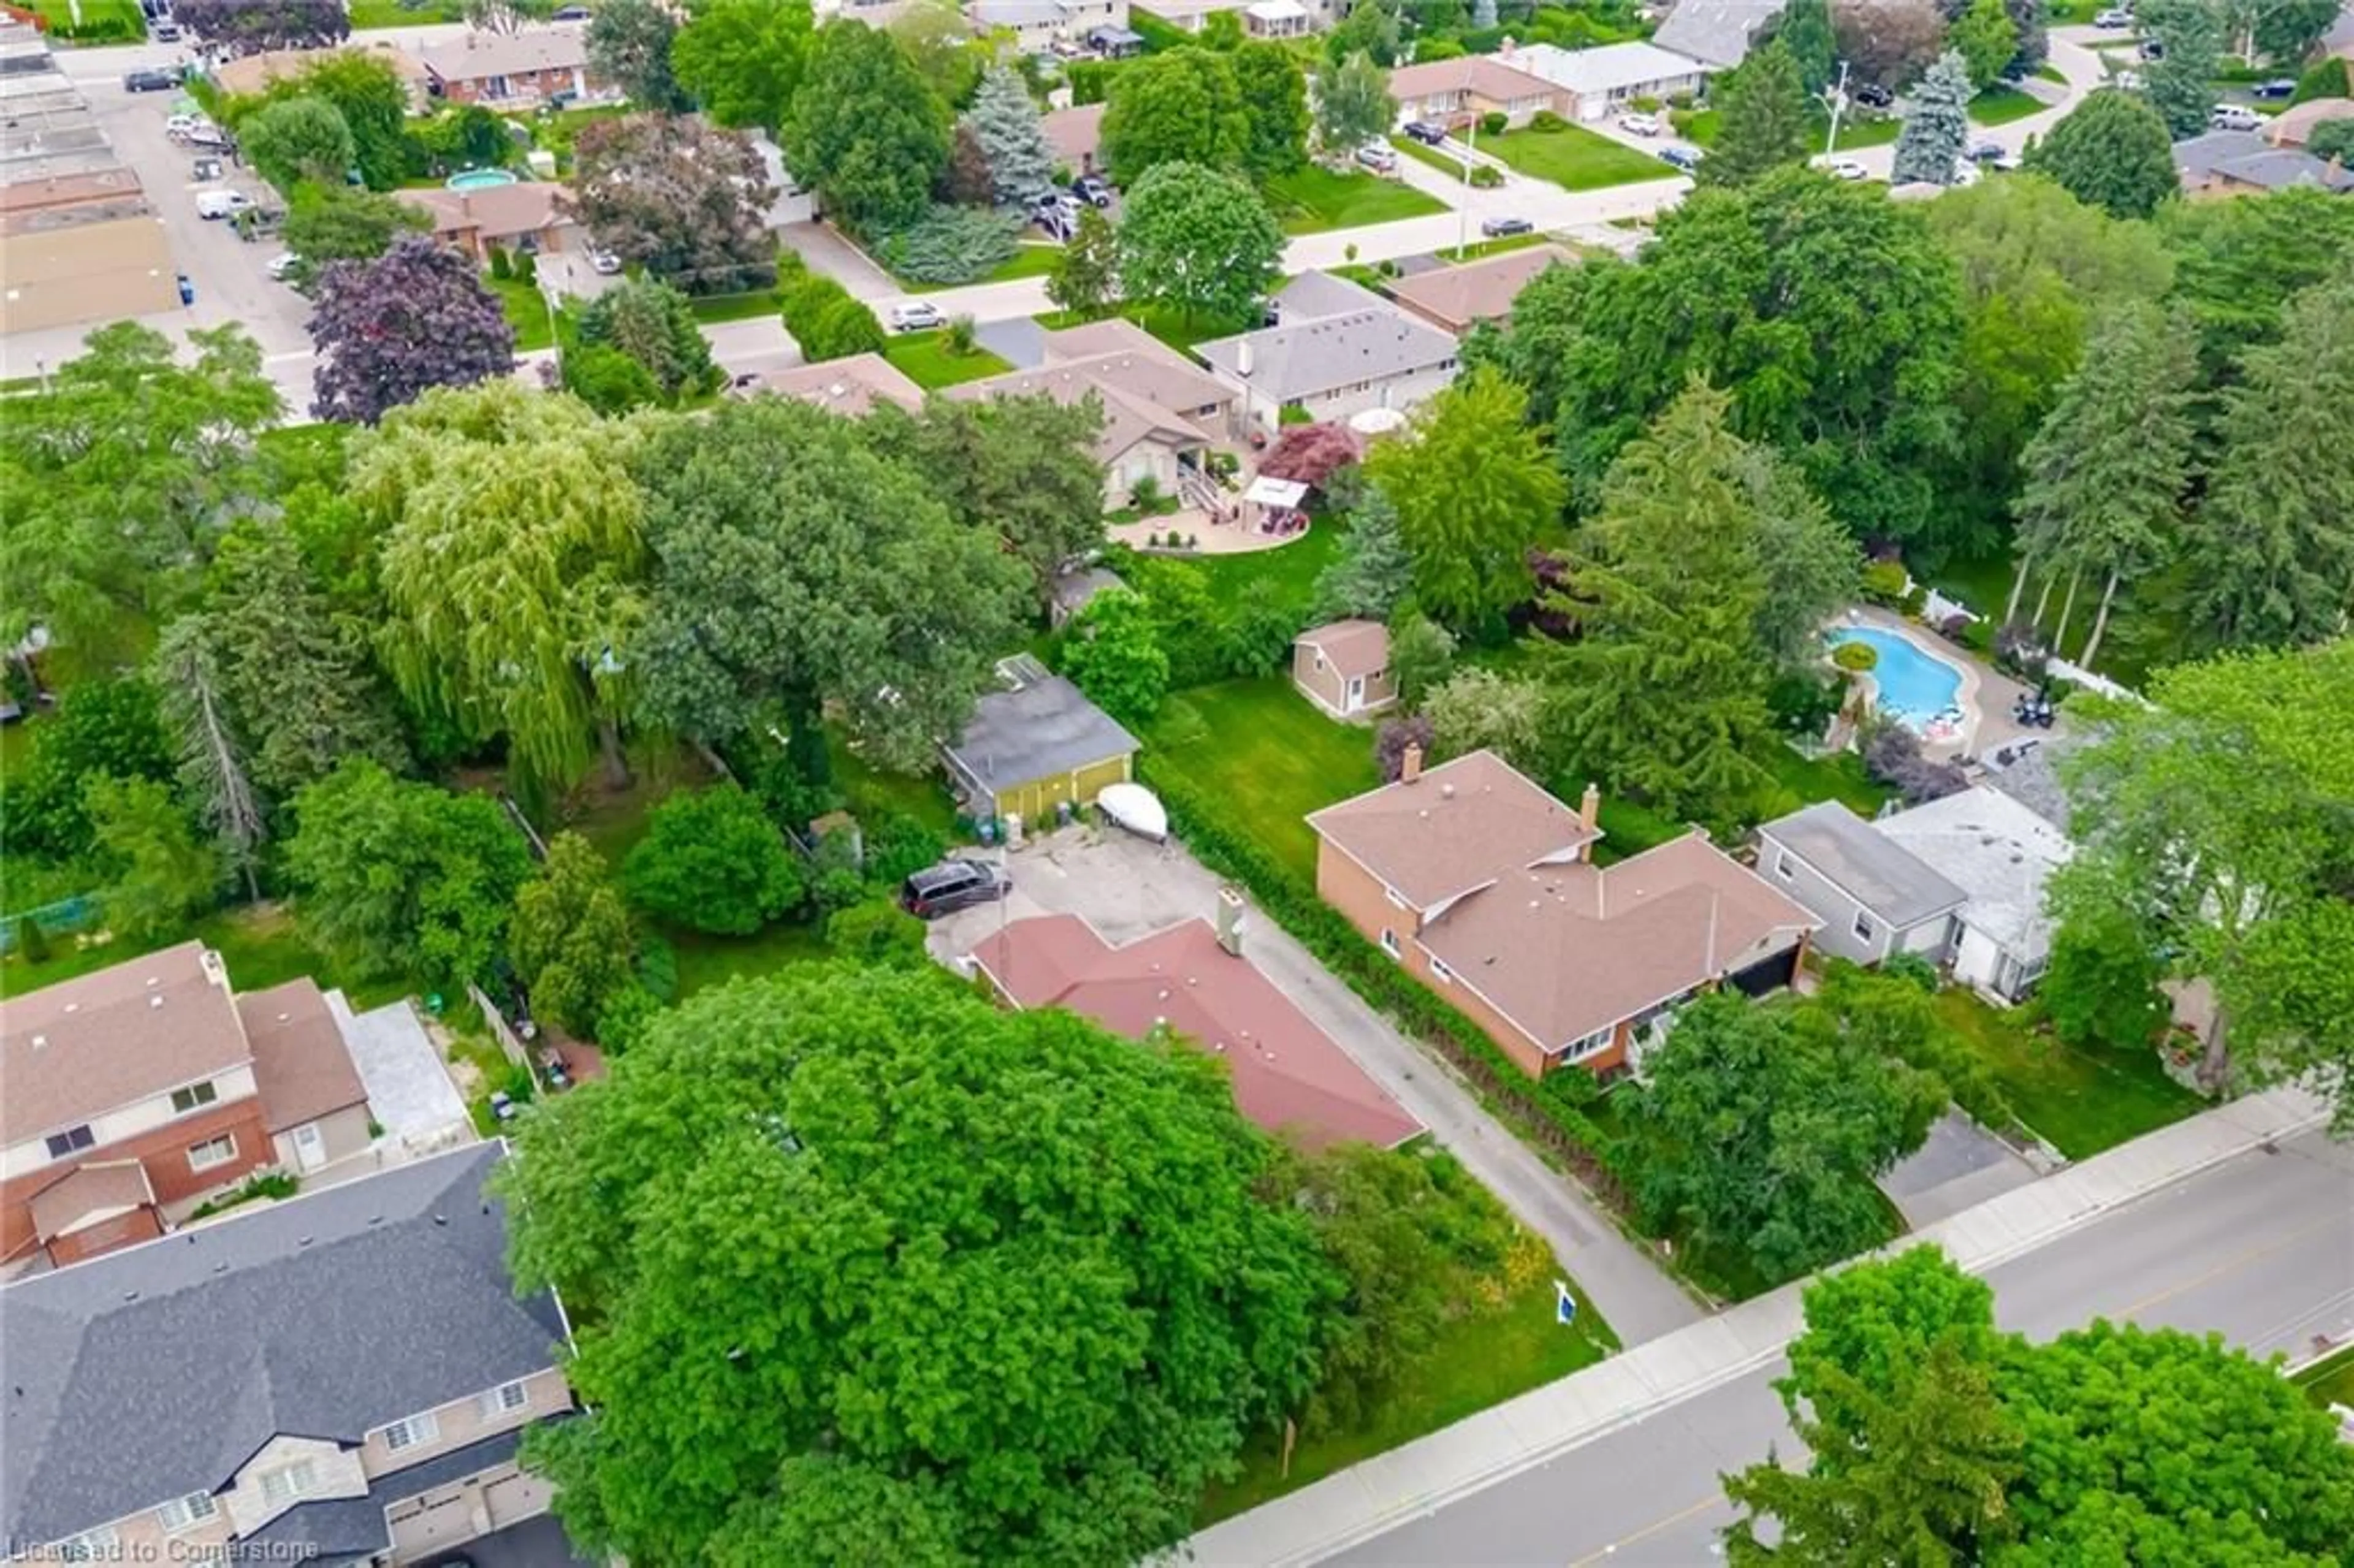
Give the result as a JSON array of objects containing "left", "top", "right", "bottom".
[
  {"left": 1455, "top": 113, "right": 1479, "bottom": 261},
  {"left": 1824, "top": 59, "right": 1851, "bottom": 157}
]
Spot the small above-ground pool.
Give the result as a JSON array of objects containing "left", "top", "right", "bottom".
[
  {"left": 1828, "top": 625, "right": 1967, "bottom": 737},
  {"left": 445, "top": 167, "right": 520, "bottom": 191}
]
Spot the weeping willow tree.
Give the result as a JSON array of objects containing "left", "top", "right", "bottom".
[{"left": 352, "top": 381, "right": 650, "bottom": 804}]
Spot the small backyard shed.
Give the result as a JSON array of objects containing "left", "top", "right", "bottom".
[{"left": 942, "top": 657, "right": 1140, "bottom": 828}]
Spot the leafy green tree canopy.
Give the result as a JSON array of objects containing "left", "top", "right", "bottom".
[
  {"left": 498, "top": 965, "right": 1333, "bottom": 1565},
  {"left": 510, "top": 831, "right": 638, "bottom": 1038},
  {"left": 672, "top": 0, "right": 814, "bottom": 132},
  {"left": 1101, "top": 47, "right": 1248, "bottom": 185},
  {"left": 621, "top": 783, "right": 803, "bottom": 935},
  {"left": 2024, "top": 89, "right": 2179, "bottom": 220},
  {"left": 1114, "top": 161, "right": 1284, "bottom": 328},
  {"left": 1058, "top": 587, "right": 1171, "bottom": 729},
  {"left": 1697, "top": 39, "right": 1812, "bottom": 186},
  {"left": 239, "top": 95, "right": 355, "bottom": 196},
  {"left": 787, "top": 20, "right": 952, "bottom": 233}
]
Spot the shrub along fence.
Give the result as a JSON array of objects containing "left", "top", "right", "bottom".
[{"left": 1138, "top": 757, "right": 1647, "bottom": 1220}]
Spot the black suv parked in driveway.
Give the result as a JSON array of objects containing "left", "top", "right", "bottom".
[
  {"left": 900, "top": 859, "right": 1010, "bottom": 919},
  {"left": 1403, "top": 120, "right": 1450, "bottom": 145}
]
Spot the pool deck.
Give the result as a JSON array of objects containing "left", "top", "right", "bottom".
[{"left": 1840, "top": 607, "right": 2048, "bottom": 761}]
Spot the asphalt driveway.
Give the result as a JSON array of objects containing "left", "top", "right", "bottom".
[
  {"left": 1880, "top": 1109, "right": 2041, "bottom": 1228},
  {"left": 925, "top": 826, "right": 1704, "bottom": 1344}
]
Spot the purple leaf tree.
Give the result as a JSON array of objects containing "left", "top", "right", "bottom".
[{"left": 309, "top": 236, "right": 516, "bottom": 425}]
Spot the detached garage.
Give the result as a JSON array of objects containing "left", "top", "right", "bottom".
[{"left": 942, "top": 657, "right": 1140, "bottom": 830}]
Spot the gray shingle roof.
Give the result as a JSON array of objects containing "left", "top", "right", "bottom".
[
  {"left": 1653, "top": 0, "right": 1786, "bottom": 68},
  {"left": 1195, "top": 305, "right": 1461, "bottom": 404},
  {"left": 1, "top": 1144, "right": 566, "bottom": 1547},
  {"left": 1876, "top": 786, "right": 2071, "bottom": 957},
  {"left": 942, "top": 669, "right": 1138, "bottom": 797},
  {"left": 1756, "top": 800, "right": 1970, "bottom": 928}
]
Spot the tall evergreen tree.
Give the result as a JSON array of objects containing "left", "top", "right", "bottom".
[
  {"left": 1362, "top": 367, "right": 1564, "bottom": 636},
  {"left": 150, "top": 616, "right": 267, "bottom": 902},
  {"left": 1891, "top": 51, "right": 1973, "bottom": 185},
  {"left": 197, "top": 519, "right": 408, "bottom": 801},
  {"left": 1311, "top": 484, "right": 1413, "bottom": 623},
  {"left": 2139, "top": 0, "right": 2225, "bottom": 139},
  {"left": 1699, "top": 39, "right": 1812, "bottom": 186},
  {"left": 2009, "top": 301, "right": 2196, "bottom": 667},
  {"left": 961, "top": 64, "right": 1056, "bottom": 208},
  {"left": 1776, "top": 0, "right": 1838, "bottom": 92},
  {"left": 2179, "top": 278, "right": 2354, "bottom": 653},
  {"left": 1547, "top": 382, "right": 1770, "bottom": 827}
]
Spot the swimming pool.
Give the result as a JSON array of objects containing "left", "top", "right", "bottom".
[
  {"left": 445, "top": 168, "right": 520, "bottom": 191},
  {"left": 1827, "top": 626, "right": 1965, "bottom": 733}
]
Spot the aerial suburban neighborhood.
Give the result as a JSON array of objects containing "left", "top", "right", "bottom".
[{"left": 0, "top": 0, "right": 2350, "bottom": 1561}]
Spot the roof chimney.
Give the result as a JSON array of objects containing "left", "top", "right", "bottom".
[
  {"left": 1215, "top": 886, "right": 1246, "bottom": 957},
  {"left": 1579, "top": 780, "right": 1601, "bottom": 834},
  {"left": 1238, "top": 338, "right": 1254, "bottom": 378},
  {"left": 1401, "top": 744, "right": 1424, "bottom": 785}
]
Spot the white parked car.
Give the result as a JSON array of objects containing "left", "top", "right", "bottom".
[
  {"left": 1816, "top": 156, "right": 1871, "bottom": 181},
  {"left": 1355, "top": 142, "right": 1398, "bottom": 172},
  {"left": 194, "top": 189, "right": 253, "bottom": 220},
  {"left": 2112, "top": 69, "right": 2144, "bottom": 91},
  {"left": 1617, "top": 112, "right": 1662, "bottom": 137},
  {"left": 889, "top": 302, "right": 944, "bottom": 333},
  {"left": 266, "top": 252, "right": 303, "bottom": 281},
  {"left": 2209, "top": 104, "right": 2261, "bottom": 131},
  {"left": 2093, "top": 6, "right": 2134, "bottom": 25},
  {"left": 589, "top": 248, "right": 622, "bottom": 275}
]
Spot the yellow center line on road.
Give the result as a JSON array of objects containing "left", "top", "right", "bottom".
[
  {"left": 2111, "top": 1211, "right": 2348, "bottom": 1321},
  {"left": 1564, "top": 1493, "right": 1724, "bottom": 1566}
]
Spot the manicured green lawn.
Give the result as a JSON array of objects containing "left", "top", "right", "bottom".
[
  {"left": 1971, "top": 86, "right": 2046, "bottom": 126},
  {"left": 1197, "top": 1268, "right": 1614, "bottom": 1521},
  {"left": 669, "top": 921, "right": 834, "bottom": 1000},
  {"left": 1674, "top": 107, "right": 1900, "bottom": 152},
  {"left": 1932, "top": 989, "right": 2203, "bottom": 1161},
  {"left": 1484, "top": 124, "right": 1678, "bottom": 190},
  {"left": 1142, "top": 678, "right": 1379, "bottom": 883},
  {"left": 1036, "top": 302, "right": 1254, "bottom": 352},
  {"left": 882, "top": 330, "right": 1013, "bottom": 390},
  {"left": 28, "top": 0, "right": 142, "bottom": 36},
  {"left": 1190, "top": 510, "right": 1349, "bottom": 620},
  {"left": 487, "top": 274, "right": 559, "bottom": 352},
  {"left": 1441, "top": 230, "right": 1566, "bottom": 263},
  {"left": 1761, "top": 745, "right": 1897, "bottom": 821},
  {"left": 2036, "top": 64, "right": 2070, "bottom": 85},
  {"left": 1, "top": 902, "right": 409, "bottom": 1010},
  {"left": 349, "top": 0, "right": 465, "bottom": 26},
  {"left": 908, "top": 243, "right": 1064, "bottom": 294},
  {"left": 1389, "top": 133, "right": 1474, "bottom": 177},
  {"left": 1263, "top": 166, "right": 1447, "bottom": 235},
  {"left": 2295, "top": 1345, "right": 2354, "bottom": 1410},
  {"left": 687, "top": 288, "right": 787, "bottom": 324}
]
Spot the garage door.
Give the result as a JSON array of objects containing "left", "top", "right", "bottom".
[{"left": 482, "top": 1467, "right": 554, "bottom": 1529}]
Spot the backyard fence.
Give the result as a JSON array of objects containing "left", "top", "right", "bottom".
[{"left": 0, "top": 894, "right": 99, "bottom": 954}]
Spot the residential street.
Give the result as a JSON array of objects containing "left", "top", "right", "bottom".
[
  {"left": 928, "top": 829, "right": 1705, "bottom": 1345},
  {"left": 1191, "top": 1092, "right": 2351, "bottom": 1566}
]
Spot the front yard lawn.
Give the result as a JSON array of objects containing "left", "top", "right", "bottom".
[
  {"left": 1263, "top": 166, "right": 1447, "bottom": 235},
  {"left": 487, "top": 275, "right": 559, "bottom": 352},
  {"left": 1672, "top": 107, "right": 1902, "bottom": 152},
  {"left": 1197, "top": 1263, "right": 1613, "bottom": 1521},
  {"left": 907, "top": 243, "right": 1064, "bottom": 292},
  {"left": 687, "top": 287, "right": 787, "bottom": 324},
  {"left": 1036, "top": 302, "right": 1257, "bottom": 352},
  {"left": 2295, "top": 1345, "right": 2354, "bottom": 1410},
  {"left": 1971, "top": 86, "right": 2045, "bottom": 125},
  {"left": 882, "top": 330, "right": 1012, "bottom": 390},
  {"left": 1760, "top": 745, "right": 1897, "bottom": 821},
  {"left": 670, "top": 921, "right": 834, "bottom": 1001},
  {"left": 1484, "top": 124, "right": 1679, "bottom": 190},
  {"left": 1931, "top": 989, "right": 2203, "bottom": 1161},
  {"left": 1389, "top": 133, "right": 1473, "bottom": 177},
  {"left": 1141, "top": 677, "right": 1379, "bottom": 885}
]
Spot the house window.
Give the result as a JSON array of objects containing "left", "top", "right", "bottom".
[
  {"left": 1774, "top": 851, "right": 1794, "bottom": 881},
  {"left": 1854, "top": 911, "right": 1876, "bottom": 943},
  {"left": 381, "top": 1410, "right": 440, "bottom": 1453},
  {"left": 481, "top": 1379, "right": 531, "bottom": 1418},
  {"left": 1560, "top": 1027, "right": 1613, "bottom": 1063},
  {"left": 188, "top": 1133, "right": 238, "bottom": 1173},
  {"left": 44, "top": 1124, "right": 94, "bottom": 1160},
  {"left": 156, "top": 1491, "right": 219, "bottom": 1532},
  {"left": 171, "top": 1079, "right": 218, "bottom": 1114},
  {"left": 1380, "top": 927, "right": 1400, "bottom": 958},
  {"left": 1430, "top": 957, "right": 1454, "bottom": 984},
  {"left": 259, "top": 1460, "right": 319, "bottom": 1507},
  {"left": 58, "top": 1528, "right": 118, "bottom": 1562}
]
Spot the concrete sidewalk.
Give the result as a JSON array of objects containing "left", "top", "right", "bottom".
[{"left": 1186, "top": 1083, "right": 2329, "bottom": 1567}]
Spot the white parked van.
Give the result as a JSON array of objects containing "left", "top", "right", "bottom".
[{"left": 195, "top": 189, "right": 253, "bottom": 219}]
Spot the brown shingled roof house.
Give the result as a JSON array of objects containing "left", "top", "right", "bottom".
[
  {"left": 968, "top": 909, "right": 1422, "bottom": 1149},
  {"left": 2, "top": 945, "right": 378, "bottom": 1274},
  {"left": 1307, "top": 750, "right": 1818, "bottom": 1078}
]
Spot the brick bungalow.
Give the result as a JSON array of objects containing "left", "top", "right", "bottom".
[
  {"left": 417, "top": 25, "right": 601, "bottom": 109},
  {"left": 396, "top": 180, "right": 577, "bottom": 260},
  {"left": 1385, "top": 53, "right": 1564, "bottom": 132},
  {"left": 1306, "top": 750, "right": 1819, "bottom": 1078},
  {"left": 969, "top": 905, "right": 1422, "bottom": 1149}
]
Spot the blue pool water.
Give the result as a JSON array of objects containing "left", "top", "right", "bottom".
[
  {"left": 445, "top": 168, "right": 520, "bottom": 191},
  {"left": 1827, "top": 626, "right": 1964, "bottom": 730}
]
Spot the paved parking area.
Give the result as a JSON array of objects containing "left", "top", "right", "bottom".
[
  {"left": 1880, "top": 1109, "right": 2041, "bottom": 1228},
  {"left": 330, "top": 992, "right": 474, "bottom": 1155},
  {"left": 925, "top": 826, "right": 1705, "bottom": 1344}
]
